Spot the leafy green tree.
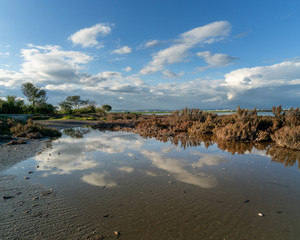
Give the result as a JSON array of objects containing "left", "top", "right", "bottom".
[
  {"left": 65, "top": 96, "right": 88, "bottom": 109},
  {"left": 102, "top": 104, "right": 112, "bottom": 112},
  {"left": 59, "top": 100, "right": 73, "bottom": 114},
  {"left": 59, "top": 95, "right": 95, "bottom": 113},
  {"left": 21, "top": 82, "right": 47, "bottom": 107},
  {"left": 0, "top": 95, "right": 25, "bottom": 114}
]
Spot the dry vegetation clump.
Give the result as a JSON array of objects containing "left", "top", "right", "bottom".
[
  {"left": 92, "top": 106, "right": 299, "bottom": 150},
  {"left": 132, "top": 108, "right": 217, "bottom": 139},
  {"left": 213, "top": 107, "right": 273, "bottom": 142},
  {"left": 271, "top": 126, "right": 300, "bottom": 150},
  {"left": 10, "top": 119, "right": 62, "bottom": 139}
]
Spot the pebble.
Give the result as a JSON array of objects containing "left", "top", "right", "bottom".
[
  {"left": 168, "top": 181, "right": 174, "bottom": 184},
  {"left": 24, "top": 177, "right": 30, "bottom": 180},
  {"left": 3, "top": 195, "right": 15, "bottom": 200},
  {"left": 258, "top": 213, "right": 264, "bottom": 217},
  {"left": 33, "top": 197, "right": 39, "bottom": 201},
  {"left": 114, "top": 231, "right": 120, "bottom": 236},
  {"left": 103, "top": 214, "right": 109, "bottom": 218},
  {"left": 28, "top": 171, "right": 34, "bottom": 174}
]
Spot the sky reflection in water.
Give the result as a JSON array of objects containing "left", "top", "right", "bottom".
[
  {"left": 30, "top": 128, "right": 299, "bottom": 189},
  {"left": 31, "top": 128, "right": 231, "bottom": 189}
]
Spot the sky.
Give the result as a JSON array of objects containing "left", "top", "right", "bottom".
[{"left": 0, "top": 0, "right": 299, "bottom": 110}]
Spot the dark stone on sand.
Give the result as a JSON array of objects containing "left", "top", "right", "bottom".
[{"left": 3, "top": 195, "right": 15, "bottom": 200}]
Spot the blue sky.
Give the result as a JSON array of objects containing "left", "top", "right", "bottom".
[{"left": 0, "top": 0, "right": 299, "bottom": 110}]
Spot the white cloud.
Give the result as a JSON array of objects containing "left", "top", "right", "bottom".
[
  {"left": 223, "top": 60, "right": 300, "bottom": 100},
  {"left": 20, "top": 44, "right": 98, "bottom": 85},
  {"left": 0, "top": 69, "right": 25, "bottom": 87},
  {"left": 162, "top": 70, "right": 184, "bottom": 79},
  {"left": 144, "top": 40, "right": 160, "bottom": 48},
  {"left": 0, "top": 52, "right": 10, "bottom": 57},
  {"left": 123, "top": 66, "right": 132, "bottom": 72},
  {"left": 197, "top": 51, "right": 238, "bottom": 70},
  {"left": 69, "top": 23, "right": 112, "bottom": 48},
  {"left": 140, "top": 21, "right": 231, "bottom": 75},
  {"left": 112, "top": 46, "right": 132, "bottom": 55}
]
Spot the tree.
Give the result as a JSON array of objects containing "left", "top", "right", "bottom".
[
  {"left": 65, "top": 96, "right": 86, "bottom": 109},
  {"left": 102, "top": 104, "right": 112, "bottom": 112},
  {"left": 0, "top": 95, "right": 25, "bottom": 114},
  {"left": 59, "top": 95, "right": 95, "bottom": 113},
  {"left": 21, "top": 82, "right": 47, "bottom": 107},
  {"left": 59, "top": 101, "right": 73, "bottom": 114}
]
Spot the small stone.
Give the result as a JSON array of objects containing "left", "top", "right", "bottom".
[
  {"left": 114, "top": 231, "right": 120, "bottom": 236},
  {"left": 103, "top": 214, "right": 109, "bottom": 218},
  {"left": 36, "top": 165, "right": 39, "bottom": 168},
  {"left": 168, "top": 181, "right": 174, "bottom": 184},
  {"left": 258, "top": 213, "right": 264, "bottom": 217},
  {"left": 28, "top": 171, "right": 33, "bottom": 174},
  {"left": 243, "top": 200, "right": 250, "bottom": 203},
  {"left": 24, "top": 177, "right": 30, "bottom": 180},
  {"left": 33, "top": 197, "right": 39, "bottom": 201},
  {"left": 276, "top": 211, "right": 282, "bottom": 213},
  {"left": 3, "top": 195, "right": 15, "bottom": 200}
]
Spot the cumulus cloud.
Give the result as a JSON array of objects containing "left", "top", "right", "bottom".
[
  {"left": 112, "top": 46, "right": 132, "bottom": 55},
  {"left": 69, "top": 23, "right": 112, "bottom": 48},
  {"left": 197, "top": 51, "right": 238, "bottom": 70},
  {"left": 123, "top": 66, "right": 132, "bottom": 72},
  {"left": 140, "top": 21, "right": 231, "bottom": 75},
  {"left": 20, "top": 44, "right": 100, "bottom": 85},
  {"left": 162, "top": 70, "right": 184, "bottom": 79},
  {"left": 223, "top": 60, "right": 300, "bottom": 100},
  {"left": 0, "top": 69, "right": 25, "bottom": 87},
  {"left": 144, "top": 40, "right": 160, "bottom": 48}
]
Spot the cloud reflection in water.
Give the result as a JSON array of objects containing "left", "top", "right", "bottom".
[{"left": 34, "top": 128, "right": 227, "bottom": 189}]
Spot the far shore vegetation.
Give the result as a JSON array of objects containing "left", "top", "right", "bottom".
[{"left": 0, "top": 82, "right": 299, "bottom": 150}]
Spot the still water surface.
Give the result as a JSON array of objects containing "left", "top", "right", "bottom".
[{"left": 4, "top": 128, "right": 300, "bottom": 239}]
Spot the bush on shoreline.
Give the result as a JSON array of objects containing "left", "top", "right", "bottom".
[{"left": 0, "top": 118, "right": 61, "bottom": 141}]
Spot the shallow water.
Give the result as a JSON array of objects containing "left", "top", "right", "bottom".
[{"left": 2, "top": 128, "right": 300, "bottom": 239}]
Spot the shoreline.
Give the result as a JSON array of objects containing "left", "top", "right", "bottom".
[{"left": 0, "top": 119, "right": 98, "bottom": 173}]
